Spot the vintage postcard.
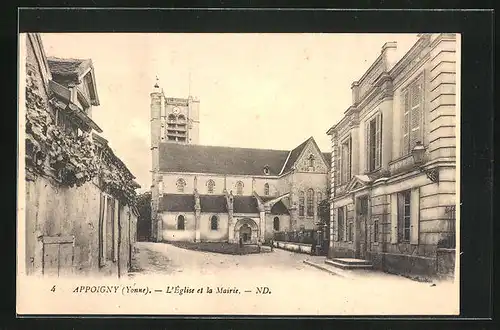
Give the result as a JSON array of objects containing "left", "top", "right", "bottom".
[{"left": 17, "top": 32, "right": 460, "bottom": 315}]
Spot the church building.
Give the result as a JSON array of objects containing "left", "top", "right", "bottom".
[{"left": 149, "top": 84, "right": 331, "bottom": 244}]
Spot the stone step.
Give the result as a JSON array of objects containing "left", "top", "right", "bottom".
[
  {"left": 325, "top": 258, "right": 373, "bottom": 270},
  {"left": 329, "top": 257, "right": 372, "bottom": 266}
]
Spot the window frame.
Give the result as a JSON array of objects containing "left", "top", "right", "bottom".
[
  {"left": 348, "top": 221, "right": 354, "bottom": 242},
  {"left": 366, "top": 112, "right": 383, "bottom": 172},
  {"left": 298, "top": 191, "right": 305, "bottom": 216},
  {"left": 401, "top": 74, "right": 425, "bottom": 156},
  {"left": 177, "top": 214, "right": 186, "bottom": 230},
  {"left": 308, "top": 154, "right": 315, "bottom": 169},
  {"left": 306, "top": 188, "right": 314, "bottom": 216},
  {"left": 235, "top": 181, "right": 244, "bottom": 195},
  {"left": 264, "top": 183, "right": 270, "bottom": 196},
  {"left": 273, "top": 217, "right": 280, "bottom": 231},
  {"left": 176, "top": 178, "right": 186, "bottom": 193},
  {"left": 397, "top": 190, "right": 412, "bottom": 242},
  {"left": 340, "top": 135, "right": 352, "bottom": 184},
  {"left": 210, "top": 215, "right": 219, "bottom": 231},
  {"left": 207, "top": 179, "right": 215, "bottom": 194}
]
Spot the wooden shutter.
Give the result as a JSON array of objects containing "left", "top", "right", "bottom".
[
  {"left": 410, "top": 82, "right": 423, "bottom": 151},
  {"left": 344, "top": 206, "right": 348, "bottom": 241},
  {"left": 375, "top": 113, "right": 382, "bottom": 169},
  {"left": 347, "top": 138, "right": 352, "bottom": 180},
  {"left": 333, "top": 209, "right": 338, "bottom": 242},
  {"left": 365, "top": 120, "right": 371, "bottom": 172},
  {"left": 402, "top": 90, "right": 410, "bottom": 155},
  {"left": 390, "top": 194, "right": 398, "bottom": 244},
  {"left": 410, "top": 188, "right": 420, "bottom": 244}
]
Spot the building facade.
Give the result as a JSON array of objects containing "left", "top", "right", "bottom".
[
  {"left": 23, "top": 33, "right": 140, "bottom": 278},
  {"left": 149, "top": 89, "right": 331, "bottom": 243},
  {"left": 327, "top": 33, "right": 458, "bottom": 277}
]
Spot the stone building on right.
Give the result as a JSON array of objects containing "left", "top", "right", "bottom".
[{"left": 326, "top": 33, "right": 458, "bottom": 278}]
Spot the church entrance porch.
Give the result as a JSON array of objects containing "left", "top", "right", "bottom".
[
  {"left": 240, "top": 224, "right": 252, "bottom": 243},
  {"left": 234, "top": 218, "right": 259, "bottom": 244}
]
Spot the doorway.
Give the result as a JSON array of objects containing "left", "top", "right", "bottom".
[
  {"left": 240, "top": 224, "right": 251, "bottom": 243},
  {"left": 356, "top": 195, "right": 369, "bottom": 260}
]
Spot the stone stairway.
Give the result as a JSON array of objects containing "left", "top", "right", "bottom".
[{"left": 324, "top": 258, "right": 373, "bottom": 270}]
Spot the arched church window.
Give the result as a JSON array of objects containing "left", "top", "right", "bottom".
[
  {"left": 176, "top": 178, "right": 186, "bottom": 193},
  {"left": 299, "top": 191, "right": 305, "bottom": 216},
  {"left": 236, "top": 181, "right": 244, "bottom": 195},
  {"left": 264, "top": 183, "right": 270, "bottom": 196},
  {"left": 177, "top": 215, "right": 185, "bottom": 230},
  {"left": 210, "top": 215, "right": 218, "bottom": 231},
  {"left": 177, "top": 114, "right": 186, "bottom": 122},
  {"left": 273, "top": 217, "right": 280, "bottom": 231},
  {"left": 168, "top": 114, "right": 176, "bottom": 122},
  {"left": 308, "top": 154, "right": 315, "bottom": 168},
  {"left": 307, "top": 188, "right": 314, "bottom": 216},
  {"left": 207, "top": 179, "right": 215, "bottom": 194}
]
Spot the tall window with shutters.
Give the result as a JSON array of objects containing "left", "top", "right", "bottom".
[
  {"left": 340, "top": 137, "right": 352, "bottom": 184},
  {"left": 402, "top": 76, "right": 424, "bottom": 156},
  {"left": 397, "top": 190, "right": 411, "bottom": 242},
  {"left": 366, "top": 113, "right": 382, "bottom": 172}
]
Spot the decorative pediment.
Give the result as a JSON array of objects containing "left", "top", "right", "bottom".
[
  {"left": 345, "top": 174, "right": 373, "bottom": 192},
  {"left": 294, "top": 138, "right": 329, "bottom": 173}
]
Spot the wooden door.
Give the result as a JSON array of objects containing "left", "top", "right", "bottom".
[
  {"left": 356, "top": 196, "right": 369, "bottom": 260},
  {"left": 42, "top": 236, "right": 75, "bottom": 277}
]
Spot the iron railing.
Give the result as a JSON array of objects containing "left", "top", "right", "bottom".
[{"left": 273, "top": 230, "right": 317, "bottom": 245}]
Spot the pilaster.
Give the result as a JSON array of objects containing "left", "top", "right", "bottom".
[
  {"left": 428, "top": 34, "right": 457, "bottom": 161},
  {"left": 194, "top": 189, "right": 201, "bottom": 241}
]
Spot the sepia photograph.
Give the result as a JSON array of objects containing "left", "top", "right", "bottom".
[{"left": 17, "top": 31, "right": 460, "bottom": 315}]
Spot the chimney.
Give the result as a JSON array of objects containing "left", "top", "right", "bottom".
[
  {"left": 381, "top": 41, "right": 398, "bottom": 71},
  {"left": 351, "top": 81, "right": 360, "bottom": 105}
]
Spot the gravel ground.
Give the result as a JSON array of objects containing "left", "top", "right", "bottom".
[{"left": 127, "top": 242, "right": 459, "bottom": 315}]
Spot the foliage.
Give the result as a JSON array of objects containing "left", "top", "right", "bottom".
[
  {"left": 136, "top": 191, "right": 152, "bottom": 223},
  {"left": 318, "top": 188, "right": 331, "bottom": 225},
  {"left": 25, "top": 68, "right": 137, "bottom": 205}
]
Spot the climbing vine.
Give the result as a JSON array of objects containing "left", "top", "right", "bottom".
[{"left": 25, "top": 69, "right": 137, "bottom": 205}]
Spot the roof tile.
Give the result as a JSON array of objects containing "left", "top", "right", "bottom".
[{"left": 159, "top": 143, "right": 289, "bottom": 176}]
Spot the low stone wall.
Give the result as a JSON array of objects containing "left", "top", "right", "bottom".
[{"left": 274, "top": 241, "right": 312, "bottom": 254}]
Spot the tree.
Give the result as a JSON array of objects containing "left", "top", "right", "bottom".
[
  {"left": 136, "top": 191, "right": 152, "bottom": 241},
  {"left": 318, "top": 188, "right": 331, "bottom": 226}
]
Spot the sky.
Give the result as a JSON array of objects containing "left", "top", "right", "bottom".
[{"left": 39, "top": 33, "right": 419, "bottom": 192}]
